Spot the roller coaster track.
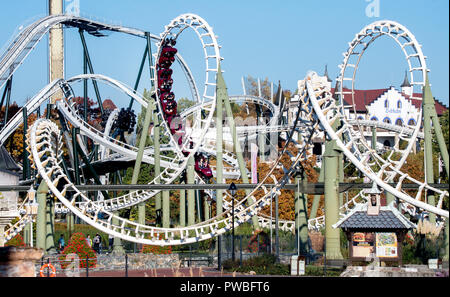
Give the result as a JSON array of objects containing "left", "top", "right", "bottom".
[{"left": 3, "top": 17, "right": 448, "bottom": 244}]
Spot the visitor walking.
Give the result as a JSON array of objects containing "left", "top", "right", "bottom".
[
  {"left": 58, "top": 234, "right": 65, "bottom": 253},
  {"left": 93, "top": 233, "right": 101, "bottom": 254},
  {"left": 86, "top": 234, "right": 92, "bottom": 247},
  {"left": 108, "top": 234, "right": 114, "bottom": 252}
]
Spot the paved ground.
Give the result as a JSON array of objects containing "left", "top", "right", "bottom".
[{"left": 55, "top": 267, "right": 246, "bottom": 277}]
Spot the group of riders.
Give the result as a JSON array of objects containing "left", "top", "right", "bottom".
[{"left": 157, "top": 38, "right": 212, "bottom": 181}]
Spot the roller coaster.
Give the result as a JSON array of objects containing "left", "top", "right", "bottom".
[{"left": 0, "top": 13, "right": 448, "bottom": 249}]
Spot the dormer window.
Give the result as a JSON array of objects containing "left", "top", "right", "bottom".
[
  {"left": 366, "top": 183, "right": 381, "bottom": 216},
  {"left": 371, "top": 196, "right": 377, "bottom": 206}
]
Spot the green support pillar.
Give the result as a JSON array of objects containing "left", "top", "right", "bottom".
[
  {"left": 23, "top": 221, "right": 31, "bottom": 246},
  {"left": 258, "top": 112, "right": 266, "bottom": 162},
  {"left": 128, "top": 45, "right": 149, "bottom": 110},
  {"left": 371, "top": 126, "right": 377, "bottom": 150},
  {"left": 22, "top": 107, "right": 30, "bottom": 180},
  {"left": 179, "top": 189, "right": 185, "bottom": 227},
  {"left": 79, "top": 29, "right": 104, "bottom": 115},
  {"left": 111, "top": 173, "right": 124, "bottom": 254},
  {"left": 112, "top": 211, "right": 124, "bottom": 254},
  {"left": 323, "top": 140, "right": 343, "bottom": 260},
  {"left": 36, "top": 181, "right": 51, "bottom": 252},
  {"left": 218, "top": 64, "right": 260, "bottom": 230},
  {"left": 36, "top": 182, "right": 46, "bottom": 250},
  {"left": 444, "top": 218, "right": 449, "bottom": 262},
  {"left": 45, "top": 195, "right": 56, "bottom": 254},
  {"left": 153, "top": 109, "right": 161, "bottom": 226},
  {"left": 338, "top": 154, "right": 344, "bottom": 208},
  {"left": 423, "top": 76, "right": 436, "bottom": 224},
  {"left": 203, "top": 192, "right": 210, "bottom": 221},
  {"left": 295, "top": 176, "right": 309, "bottom": 256},
  {"left": 423, "top": 76, "right": 449, "bottom": 177},
  {"left": 133, "top": 32, "right": 156, "bottom": 227},
  {"left": 162, "top": 190, "right": 170, "bottom": 228},
  {"left": 187, "top": 156, "right": 195, "bottom": 226},
  {"left": 310, "top": 167, "right": 324, "bottom": 219},
  {"left": 134, "top": 97, "right": 155, "bottom": 226},
  {"left": 215, "top": 66, "right": 224, "bottom": 218}
]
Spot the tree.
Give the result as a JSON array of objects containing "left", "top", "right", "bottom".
[
  {"left": 177, "top": 97, "right": 196, "bottom": 113},
  {"left": 244, "top": 75, "right": 273, "bottom": 101}
]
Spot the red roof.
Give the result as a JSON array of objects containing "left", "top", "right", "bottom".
[{"left": 332, "top": 87, "right": 448, "bottom": 116}]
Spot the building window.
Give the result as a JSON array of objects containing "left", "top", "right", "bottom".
[
  {"left": 384, "top": 100, "right": 389, "bottom": 108},
  {"left": 397, "top": 100, "right": 402, "bottom": 109},
  {"left": 408, "top": 118, "right": 416, "bottom": 126},
  {"left": 370, "top": 116, "right": 378, "bottom": 122},
  {"left": 383, "top": 117, "right": 391, "bottom": 124},
  {"left": 395, "top": 118, "right": 403, "bottom": 126}
]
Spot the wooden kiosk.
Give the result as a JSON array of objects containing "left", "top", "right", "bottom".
[{"left": 333, "top": 184, "right": 415, "bottom": 266}]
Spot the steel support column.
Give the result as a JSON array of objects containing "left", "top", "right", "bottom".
[
  {"left": 295, "top": 176, "right": 309, "bottom": 256},
  {"left": 179, "top": 188, "right": 186, "bottom": 227},
  {"left": 128, "top": 45, "right": 149, "bottom": 110},
  {"left": 219, "top": 65, "right": 260, "bottom": 230},
  {"left": 154, "top": 109, "right": 161, "bottom": 226},
  {"left": 215, "top": 66, "right": 224, "bottom": 217},
  {"left": 423, "top": 76, "right": 436, "bottom": 224},
  {"left": 36, "top": 181, "right": 48, "bottom": 251},
  {"left": 162, "top": 190, "right": 170, "bottom": 228},
  {"left": 79, "top": 29, "right": 104, "bottom": 115},
  {"left": 323, "top": 140, "right": 343, "bottom": 260},
  {"left": 187, "top": 156, "right": 195, "bottom": 226},
  {"left": 310, "top": 168, "right": 324, "bottom": 219},
  {"left": 22, "top": 107, "right": 30, "bottom": 180},
  {"left": 131, "top": 32, "right": 155, "bottom": 226},
  {"left": 444, "top": 218, "right": 449, "bottom": 261}
]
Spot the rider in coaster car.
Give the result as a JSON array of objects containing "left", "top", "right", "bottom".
[
  {"left": 163, "top": 37, "right": 177, "bottom": 47},
  {"left": 167, "top": 115, "right": 184, "bottom": 146},
  {"left": 157, "top": 68, "right": 172, "bottom": 78},
  {"left": 167, "top": 114, "right": 183, "bottom": 134},
  {"left": 162, "top": 45, "right": 177, "bottom": 55},
  {"left": 159, "top": 54, "right": 175, "bottom": 65},
  {"left": 158, "top": 77, "right": 173, "bottom": 88},
  {"left": 194, "top": 153, "right": 213, "bottom": 180},
  {"left": 182, "top": 141, "right": 194, "bottom": 157},
  {"left": 158, "top": 77, "right": 173, "bottom": 91},
  {"left": 162, "top": 99, "right": 177, "bottom": 116},
  {"left": 160, "top": 91, "right": 175, "bottom": 101},
  {"left": 159, "top": 58, "right": 174, "bottom": 69}
]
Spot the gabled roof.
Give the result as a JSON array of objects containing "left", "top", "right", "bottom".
[
  {"left": 331, "top": 87, "right": 448, "bottom": 115},
  {"left": 333, "top": 203, "right": 416, "bottom": 230},
  {"left": 0, "top": 145, "right": 20, "bottom": 174}
]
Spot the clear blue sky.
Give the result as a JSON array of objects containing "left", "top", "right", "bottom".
[{"left": 0, "top": 0, "right": 448, "bottom": 110}]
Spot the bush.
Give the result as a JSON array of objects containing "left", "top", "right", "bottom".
[
  {"left": 223, "top": 254, "right": 290, "bottom": 276},
  {"left": 402, "top": 232, "right": 445, "bottom": 265},
  {"left": 247, "top": 230, "right": 270, "bottom": 253},
  {"left": 59, "top": 232, "right": 97, "bottom": 269},
  {"left": 305, "top": 265, "right": 343, "bottom": 276},
  {"left": 5, "top": 234, "right": 26, "bottom": 247},
  {"left": 141, "top": 234, "right": 172, "bottom": 255}
]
